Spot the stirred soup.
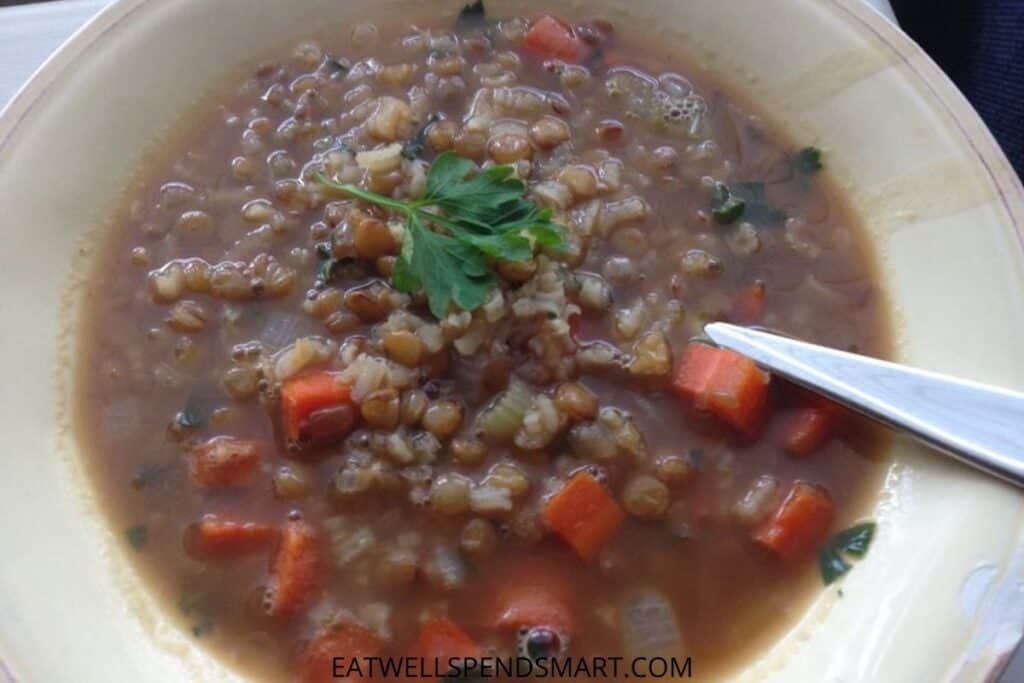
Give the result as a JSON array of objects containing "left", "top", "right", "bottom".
[{"left": 76, "top": 5, "right": 889, "bottom": 681}]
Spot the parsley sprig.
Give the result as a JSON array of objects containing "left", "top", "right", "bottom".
[
  {"left": 317, "top": 152, "right": 566, "bottom": 318},
  {"left": 819, "top": 521, "right": 876, "bottom": 585}
]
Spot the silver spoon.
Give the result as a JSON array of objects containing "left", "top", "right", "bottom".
[{"left": 703, "top": 322, "right": 1024, "bottom": 488}]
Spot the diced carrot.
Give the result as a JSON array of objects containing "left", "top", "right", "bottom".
[
  {"left": 300, "top": 620, "right": 385, "bottom": 683},
  {"left": 783, "top": 397, "right": 842, "bottom": 457},
  {"left": 670, "top": 343, "right": 770, "bottom": 435},
  {"left": 671, "top": 343, "right": 725, "bottom": 399},
  {"left": 482, "top": 557, "right": 576, "bottom": 635},
  {"left": 406, "top": 618, "right": 482, "bottom": 679},
  {"left": 753, "top": 482, "right": 835, "bottom": 561},
  {"left": 184, "top": 515, "right": 277, "bottom": 559},
  {"left": 188, "top": 436, "right": 261, "bottom": 487},
  {"left": 731, "top": 281, "right": 766, "bottom": 324},
  {"left": 281, "top": 370, "right": 353, "bottom": 442},
  {"left": 543, "top": 471, "right": 625, "bottom": 560},
  {"left": 265, "top": 519, "right": 321, "bottom": 620},
  {"left": 523, "top": 15, "right": 589, "bottom": 63}
]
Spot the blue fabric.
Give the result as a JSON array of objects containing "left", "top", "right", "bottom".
[{"left": 893, "top": 0, "right": 1024, "bottom": 180}]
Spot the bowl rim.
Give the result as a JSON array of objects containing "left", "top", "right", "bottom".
[{"left": 1, "top": 0, "right": 1022, "bottom": 681}]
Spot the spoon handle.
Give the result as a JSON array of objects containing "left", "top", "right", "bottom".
[{"left": 703, "top": 322, "right": 1024, "bottom": 487}]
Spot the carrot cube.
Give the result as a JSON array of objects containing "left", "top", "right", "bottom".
[
  {"left": 543, "top": 471, "right": 625, "bottom": 560},
  {"left": 754, "top": 482, "right": 835, "bottom": 560}
]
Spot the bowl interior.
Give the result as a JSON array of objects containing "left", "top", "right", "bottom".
[{"left": 0, "top": 0, "right": 1023, "bottom": 681}]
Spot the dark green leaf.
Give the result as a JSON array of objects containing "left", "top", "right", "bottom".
[
  {"left": 402, "top": 113, "right": 440, "bottom": 160},
  {"left": 731, "top": 182, "right": 787, "bottom": 224},
  {"left": 832, "top": 521, "right": 876, "bottom": 558},
  {"left": 795, "top": 146, "right": 823, "bottom": 174},
  {"left": 126, "top": 524, "right": 148, "bottom": 550},
  {"left": 819, "top": 548, "right": 850, "bottom": 585},
  {"left": 456, "top": 0, "right": 487, "bottom": 30},
  {"left": 818, "top": 521, "right": 877, "bottom": 585},
  {"left": 399, "top": 214, "right": 494, "bottom": 318},
  {"left": 711, "top": 181, "right": 746, "bottom": 224}
]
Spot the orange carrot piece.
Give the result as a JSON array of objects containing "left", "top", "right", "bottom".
[
  {"left": 671, "top": 344, "right": 770, "bottom": 434},
  {"left": 185, "top": 515, "right": 277, "bottom": 559},
  {"left": 482, "top": 557, "right": 576, "bottom": 635},
  {"left": 543, "top": 471, "right": 625, "bottom": 560},
  {"left": 523, "top": 15, "right": 589, "bottom": 63},
  {"left": 702, "top": 351, "right": 770, "bottom": 434},
  {"left": 670, "top": 343, "right": 724, "bottom": 399},
  {"left": 300, "top": 620, "right": 385, "bottom": 683},
  {"left": 281, "top": 370, "right": 352, "bottom": 441},
  {"left": 731, "top": 281, "right": 766, "bottom": 324},
  {"left": 265, "top": 520, "right": 321, "bottom": 620},
  {"left": 188, "top": 437, "right": 261, "bottom": 487},
  {"left": 784, "top": 398, "right": 841, "bottom": 457},
  {"left": 406, "top": 618, "right": 482, "bottom": 678},
  {"left": 754, "top": 482, "right": 835, "bottom": 560}
]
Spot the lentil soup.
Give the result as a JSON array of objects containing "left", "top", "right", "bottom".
[{"left": 76, "top": 6, "right": 890, "bottom": 682}]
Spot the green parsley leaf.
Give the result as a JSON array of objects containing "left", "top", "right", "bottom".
[
  {"left": 795, "top": 146, "right": 823, "bottom": 173},
  {"left": 398, "top": 213, "right": 495, "bottom": 318},
  {"left": 832, "top": 521, "right": 876, "bottom": 557},
  {"left": 316, "top": 151, "right": 567, "bottom": 318},
  {"left": 818, "top": 521, "right": 876, "bottom": 585},
  {"left": 819, "top": 548, "right": 850, "bottom": 585}
]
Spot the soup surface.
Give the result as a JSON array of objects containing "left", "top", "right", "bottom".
[{"left": 77, "top": 6, "right": 889, "bottom": 682}]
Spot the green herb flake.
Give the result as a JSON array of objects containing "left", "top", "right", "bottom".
[
  {"left": 818, "top": 521, "right": 876, "bottom": 585},
  {"left": 402, "top": 113, "right": 440, "bottom": 160},
  {"left": 456, "top": 0, "right": 486, "bottom": 30},
  {"left": 317, "top": 151, "right": 567, "bottom": 318},
  {"left": 730, "top": 182, "right": 787, "bottom": 225},
  {"left": 832, "top": 521, "right": 876, "bottom": 557},
  {"left": 711, "top": 182, "right": 746, "bottom": 225},
  {"left": 125, "top": 524, "right": 148, "bottom": 550},
  {"left": 818, "top": 547, "right": 851, "bottom": 585},
  {"left": 795, "top": 146, "right": 823, "bottom": 174}
]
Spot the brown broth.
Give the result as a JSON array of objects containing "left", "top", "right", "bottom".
[{"left": 75, "top": 11, "right": 889, "bottom": 683}]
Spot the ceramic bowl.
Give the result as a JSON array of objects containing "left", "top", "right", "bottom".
[{"left": 1, "top": 0, "right": 1022, "bottom": 680}]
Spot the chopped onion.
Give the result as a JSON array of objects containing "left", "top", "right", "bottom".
[
  {"left": 423, "top": 545, "right": 467, "bottom": 591},
  {"left": 324, "top": 518, "right": 376, "bottom": 567},
  {"left": 619, "top": 588, "right": 684, "bottom": 658},
  {"left": 258, "top": 311, "right": 301, "bottom": 349}
]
